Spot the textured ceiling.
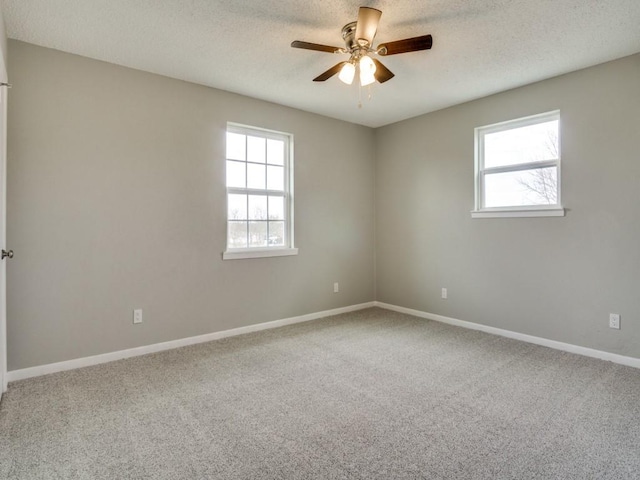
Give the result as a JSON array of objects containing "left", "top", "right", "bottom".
[{"left": 2, "top": 0, "right": 640, "bottom": 127}]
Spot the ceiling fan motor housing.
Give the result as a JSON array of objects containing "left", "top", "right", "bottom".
[{"left": 341, "top": 22, "right": 358, "bottom": 50}]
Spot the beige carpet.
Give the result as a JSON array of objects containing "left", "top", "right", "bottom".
[{"left": 1, "top": 307, "right": 639, "bottom": 479}]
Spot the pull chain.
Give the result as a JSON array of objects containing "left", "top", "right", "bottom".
[{"left": 356, "top": 83, "right": 374, "bottom": 109}]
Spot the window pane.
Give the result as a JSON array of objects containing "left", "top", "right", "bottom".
[
  {"left": 268, "top": 196, "right": 284, "bottom": 220},
  {"left": 267, "top": 139, "right": 284, "bottom": 165},
  {"left": 249, "top": 222, "right": 268, "bottom": 247},
  {"left": 484, "top": 167, "right": 558, "bottom": 208},
  {"left": 268, "top": 221, "right": 285, "bottom": 246},
  {"left": 226, "top": 160, "right": 246, "bottom": 188},
  {"left": 247, "top": 163, "right": 266, "bottom": 189},
  {"left": 228, "top": 194, "right": 247, "bottom": 220},
  {"left": 247, "top": 136, "right": 266, "bottom": 163},
  {"left": 248, "top": 195, "right": 267, "bottom": 220},
  {"left": 225, "top": 125, "right": 292, "bottom": 254},
  {"left": 226, "top": 132, "right": 246, "bottom": 161},
  {"left": 228, "top": 221, "right": 247, "bottom": 248},
  {"left": 267, "top": 165, "right": 284, "bottom": 191},
  {"left": 484, "top": 120, "right": 558, "bottom": 168}
]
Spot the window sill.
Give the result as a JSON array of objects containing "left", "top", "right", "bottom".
[
  {"left": 222, "top": 247, "right": 299, "bottom": 260},
  {"left": 471, "top": 207, "right": 565, "bottom": 218}
]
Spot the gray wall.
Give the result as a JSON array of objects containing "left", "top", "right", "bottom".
[
  {"left": 376, "top": 53, "right": 640, "bottom": 358},
  {"left": 0, "top": 5, "right": 6, "bottom": 81},
  {"left": 7, "top": 41, "right": 376, "bottom": 370},
  {"left": 7, "top": 39, "right": 640, "bottom": 371}
]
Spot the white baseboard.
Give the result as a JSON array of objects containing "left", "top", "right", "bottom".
[
  {"left": 7, "top": 302, "right": 376, "bottom": 383},
  {"left": 10, "top": 300, "right": 638, "bottom": 383},
  {"left": 375, "top": 301, "right": 640, "bottom": 369}
]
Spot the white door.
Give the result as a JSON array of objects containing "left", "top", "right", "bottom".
[{"left": 0, "top": 83, "right": 8, "bottom": 397}]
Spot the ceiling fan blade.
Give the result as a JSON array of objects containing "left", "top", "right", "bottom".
[
  {"left": 291, "top": 40, "right": 342, "bottom": 53},
  {"left": 354, "top": 7, "right": 382, "bottom": 46},
  {"left": 313, "top": 62, "right": 347, "bottom": 82},
  {"left": 372, "top": 58, "right": 395, "bottom": 83},
  {"left": 378, "top": 35, "right": 433, "bottom": 55}
]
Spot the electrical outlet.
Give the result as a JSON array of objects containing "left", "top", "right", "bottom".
[
  {"left": 133, "top": 309, "right": 143, "bottom": 324},
  {"left": 334, "top": 282, "right": 339, "bottom": 293},
  {"left": 441, "top": 288, "right": 448, "bottom": 299},
  {"left": 609, "top": 313, "right": 620, "bottom": 330}
]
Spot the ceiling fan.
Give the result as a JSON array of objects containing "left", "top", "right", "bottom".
[{"left": 291, "top": 7, "right": 433, "bottom": 86}]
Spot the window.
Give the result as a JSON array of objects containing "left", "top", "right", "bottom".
[
  {"left": 473, "top": 111, "right": 564, "bottom": 218},
  {"left": 223, "top": 124, "right": 297, "bottom": 260}
]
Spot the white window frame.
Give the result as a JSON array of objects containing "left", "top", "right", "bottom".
[
  {"left": 472, "top": 110, "right": 565, "bottom": 218},
  {"left": 223, "top": 123, "right": 298, "bottom": 260}
]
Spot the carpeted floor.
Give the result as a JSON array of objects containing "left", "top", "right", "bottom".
[{"left": 1, "top": 307, "right": 639, "bottom": 479}]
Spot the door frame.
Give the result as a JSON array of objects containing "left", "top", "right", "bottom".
[{"left": 0, "top": 64, "right": 7, "bottom": 396}]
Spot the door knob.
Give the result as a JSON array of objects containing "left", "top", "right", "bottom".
[{"left": 1, "top": 249, "right": 13, "bottom": 260}]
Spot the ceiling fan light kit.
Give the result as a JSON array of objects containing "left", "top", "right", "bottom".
[
  {"left": 291, "top": 7, "right": 433, "bottom": 88},
  {"left": 338, "top": 61, "right": 356, "bottom": 84},
  {"left": 359, "top": 55, "right": 377, "bottom": 86}
]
